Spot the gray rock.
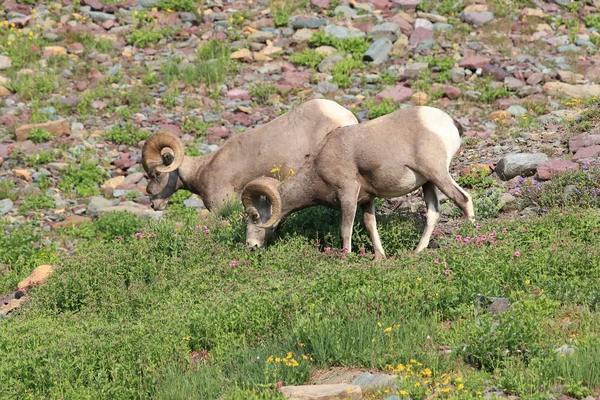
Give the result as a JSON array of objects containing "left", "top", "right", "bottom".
[
  {"left": 203, "top": 113, "right": 221, "bottom": 123},
  {"left": 292, "top": 18, "right": 326, "bottom": 29},
  {"left": 495, "top": 153, "right": 549, "bottom": 181},
  {"left": 352, "top": 372, "right": 398, "bottom": 391},
  {"left": 316, "top": 80, "right": 339, "bottom": 94},
  {"left": 87, "top": 11, "right": 117, "bottom": 23},
  {"left": 95, "top": 202, "right": 163, "bottom": 220},
  {"left": 563, "top": 185, "right": 579, "bottom": 203},
  {"left": 365, "top": 73, "right": 381, "bottom": 83},
  {"left": 292, "top": 28, "right": 314, "bottom": 42},
  {"left": 324, "top": 24, "right": 366, "bottom": 40},
  {"left": 139, "top": 0, "right": 160, "bottom": 6},
  {"left": 558, "top": 44, "right": 581, "bottom": 53},
  {"left": 180, "top": 12, "right": 198, "bottom": 23},
  {"left": 0, "top": 199, "right": 13, "bottom": 216},
  {"left": 87, "top": 196, "right": 119, "bottom": 217},
  {"left": 369, "top": 23, "right": 400, "bottom": 42},
  {"left": 249, "top": 30, "right": 275, "bottom": 43},
  {"left": 507, "top": 105, "right": 528, "bottom": 117},
  {"left": 556, "top": 344, "right": 577, "bottom": 355},
  {"left": 364, "top": 38, "right": 392, "bottom": 65},
  {"left": 451, "top": 67, "right": 466, "bottom": 83},
  {"left": 461, "top": 10, "right": 494, "bottom": 27},
  {"left": 106, "top": 64, "right": 121, "bottom": 76},
  {"left": 317, "top": 53, "right": 345, "bottom": 73},
  {"left": 334, "top": 5, "right": 357, "bottom": 17},
  {"left": 433, "top": 23, "right": 453, "bottom": 32},
  {"left": 183, "top": 195, "right": 204, "bottom": 209},
  {"left": 489, "top": 297, "right": 510, "bottom": 314},
  {"left": 0, "top": 55, "right": 12, "bottom": 70},
  {"left": 549, "top": 0, "right": 569, "bottom": 5}
]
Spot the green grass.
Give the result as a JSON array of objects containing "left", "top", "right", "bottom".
[
  {"left": 104, "top": 122, "right": 150, "bottom": 146},
  {"left": 1, "top": 202, "right": 600, "bottom": 398}
]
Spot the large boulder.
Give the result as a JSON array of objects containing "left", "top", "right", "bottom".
[{"left": 495, "top": 153, "right": 549, "bottom": 181}]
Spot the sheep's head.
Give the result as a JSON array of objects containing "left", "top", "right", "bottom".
[
  {"left": 142, "top": 132, "right": 185, "bottom": 210},
  {"left": 242, "top": 177, "right": 282, "bottom": 248}
]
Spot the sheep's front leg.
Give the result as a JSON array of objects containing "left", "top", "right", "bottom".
[
  {"left": 361, "top": 200, "right": 386, "bottom": 260},
  {"left": 338, "top": 186, "right": 360, "bottom": 254},
  {"left": 415, "top": 181, "right": 441, "bottom": 253}
]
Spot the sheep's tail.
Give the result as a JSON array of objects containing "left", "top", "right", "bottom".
[{"left": 453, "top": 119, "right": 464, "bottom": 137}]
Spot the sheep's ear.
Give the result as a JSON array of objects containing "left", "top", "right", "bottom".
[{"left": 246, "top": 206, "right": 260, "bottom": 223}]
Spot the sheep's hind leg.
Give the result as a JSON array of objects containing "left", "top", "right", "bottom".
[
  {"left": 428, "top": 172, "right": 474, "bottom": 222},
  {"left": 415, "top": 182, "right": 441, "bottom": 253},
  {"left": 361, "top": 200, "right": 386, "bottom": 260},
  {"left": 338, "top": 185, "right": 360, "bottom": 254}
]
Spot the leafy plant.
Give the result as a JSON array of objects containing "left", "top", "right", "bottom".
[
  {"left": 457, "top": 166, "right": 496, "bottom": 190},
  {"left": 59, "top": 160, "right": 107, "bottom": 197},
  {"left": 364, "top": 98, "right": 400, "bottom": 119},
  {"left": 94, "top": 211, "right": 144, "bottom": 240},
  {"left": 104, "top": 122, "right": 150, "bottom": 146},
  {"left": 27, "top": 128, "right": 53, "bottom": 144},
  {"left": 290, "top": 49, "right": 325, "bottom": 68}
]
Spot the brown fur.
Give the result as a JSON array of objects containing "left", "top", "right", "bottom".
[
  {"left": 244, "top": 106, "right": 475, "bottom": 259},
  {"left": 142, "top": 99, "right": 358, "bottom": 211}
]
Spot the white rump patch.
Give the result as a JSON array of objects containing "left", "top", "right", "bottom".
[
  {"left": 417, "top": 106, "right": 461, "bottom": 167},
  {"left": 314, "top": 99, "right": 359, "bottom": 128}
]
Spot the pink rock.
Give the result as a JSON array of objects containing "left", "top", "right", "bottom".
[
  {"left": 354, "top": 22, "right": 374, "bottom": 33},
  {"left": 102, "top": 19, "right": 117, "bottom": 30},
  {"left": 409, "top": 27, "right": 433, "bottom": 45},
  {"left": 158, "top": 124, "right": 181, "bottom": 136},
  {"left": 537, "top": 160, "right": 580, "bottom": 180},
  {"left": 83, "top": 0, "right": 104, "bottom": 10},
  {"left": 225, "top": 112, "right": 252, "bottom": 127},
  {"left": 75, "top": 81, "right": 88, "bottom": 91},
  {"left": 585, "top": 65, "right": 600, "bottom": 82},
  {"left": 113, "top": 153, "right": 136, "bottom": 169},
  {"left": 67, "top": 42, "right": 84, "bottom": 54},
  {"left": 207, "top": 127, "right": 229, "bottom": 139},
  {"left": 310, "top": 0, "right": 330, "bottom": 8},
  {"left": 572, "top": 145, "right": 600, "bottom": 162},
  {"left": 275, "top": 83, "right": 294, "bottom": 92},
  {"left": 444, "top": 85, "right": 461, "bottom": 100},
  {"left": 60, "top": 14, "right": 70, "bottom": 24},
  {"left": 459, "top": 55, "right": 491, "bottom": 70},
  {"left": 376, "top": 85, "right": 413, "bottom": 103},
  {"left": 282, "top": 71, "right": 311, "bottom": 86},
  {"left": 364, "top": 0, "right": 392, "bottom": 10},
  {"left": 227, "top": 89, "right": 251, "bottom": 100},
  {"left": 388, "top": 14, "right": 413, "bottom": 36},
  {"left": 569, "top": 134, "right": 600, "bottom": 153}
]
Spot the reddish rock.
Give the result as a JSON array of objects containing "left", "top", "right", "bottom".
[
  {"left": 409, "top": 27, "right": 433, "bottom": 45},
  {"left": 275, "top": 83, "right": 294, "bottom": 92},
  {"left": 376, "top": 85, "right": 413, "bottom": 103},
  {"left": 227, "top": 89, "right": 251, "bottom": 100},
  {"left": 585, "top": 65, "right": 600, "bottom": 82},
  {"left": 282, "top": 71, "right": 311, "bottom": 86},
  {"left": 75, "top": 81, "right": 88, "bottom": 91},
  {"left": 572, "top": 145, "right": 600, "bottom": 162},
  {"left": 158, "top": 124, "right": 181, "bottom": 136},
  {"left": 459, "top": 55, "right": 491, "bottom": 70},
  {"left": 18, "top": 264, "right": 56, "bottom": 290},
  {"left": 482, "top": 64, "right": 508, "bottom": 81},
  {"left": 461, "top": 164, "right": 492, "bottom": 177},
  {"left": 103, "top": 0, "right": 138, "bottom": 12},
  {"left": 113, "top": 153, "right": 136, "bottom": 169},
  {"left": 225, "top": 112, "right": 252, "bottom": 127},
  {"left": 444, "top": 85, "right": 461, "bottom": 100},
  {"left": 388, "top": 14, "right": 413, "bottom": 36},
  {"left": 537, "top": 160, "right": 580, "bottom": 181},
  {"left": 207, "top": 127, "right": 229, "bottom": 140},
  {"left": 83, "top": 0, "right": 104, "bottom": 10},
  {"left": 102, "top": 19, "right": 117, "bottom": 30},
  {"left": 354, "top": 22, "right": 374, "bottom": 33},
  {"left": 569, "top": 133, "right": 600, "bottom": 153},
  {"left": 15, "top": 119, "right": 71, "bottom": 141},
  {"left": 364, "top": 0, "right": 392, "bottom": 10},
  {"left": 526, "top": 72, "right": 544, "bottom": 86},
  {"left": 67, "top": 42, "right": 84, "bottom": 54},
  {"left": 310, "top": 0, "right": 330, "bottom": 8},
  {"left": 158, "top": 12, "right": 179, "bottom": 26},
  {"left": 0, "top": 157, "right": 3, "bottom": 167}
]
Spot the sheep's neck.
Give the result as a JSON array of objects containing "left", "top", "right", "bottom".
[
  {"left": 278, "top": 167, "right": 324, "bottom": 219},
  {"left": 177, "top": 155, "right": 209, "bottom": 195}
]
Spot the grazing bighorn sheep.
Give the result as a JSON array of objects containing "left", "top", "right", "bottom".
[
  {"left": 242, "top": 106, "right": 474, "bottom": 259},
  {"left": 141, "top": 99, "right": 358, "bottom": 211}
]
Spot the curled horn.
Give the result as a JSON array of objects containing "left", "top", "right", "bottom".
[
  {"left": 142, "top": 132, "right": 185, "bottom": 174},
  {"left": 242, "top": 177, "right": 282, "bottom": 228}
]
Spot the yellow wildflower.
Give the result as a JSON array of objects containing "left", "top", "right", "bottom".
[
  {"left": 384, "top": 327, "right": 392, "bottom": 333},
  {"left": 457, "top": 384, "right": 465, "bottom": 391},
  {"left": 275, "top": 357, "right": 281, "bottom": 363},
  {"left": 455, "top": 377, "right": 462, "bottom": 382},
  {"left": 400, "top": 390, "right": 408, "bottom": 395},
  {"left": 267, "top": 355, "right": 274, "bottom": 362},
  {"left": 525, "top": 279, "right": 531, "bottom": 285},
  {"left": 441, "top": 388, "right": 450, "bottom": 393},
  {"left": 410, "top": 359, "right": 417, "bottom": 363}
]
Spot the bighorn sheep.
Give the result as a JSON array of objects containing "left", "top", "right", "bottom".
[
  {"left": 141, "top": 99, "right": 358, "bottom": 211},
  {"left": 242, "top": 106, "right": 474, "bottom": 259}
]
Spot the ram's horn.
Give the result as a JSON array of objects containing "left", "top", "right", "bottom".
[
  {"left": 142, "top": 132, "right": 184, "bottom": 174},
  {"left": 241, "top": 177, "right": 282, "bottom": 228}
]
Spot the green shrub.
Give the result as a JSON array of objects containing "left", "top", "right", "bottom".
[
  {"left": 27, "top": 128, "right": 53, "bottom": 144},
  {"left": 20, "top": 193, "right": 55, "bottom": 213},
  {"left": 156, "top": 0, "right": 196, "bottom": 12},
  {"left": 308, "top": 31, "right": 370, "bottom": 59},
  {"left": 331, "top": 58, "right": 364, "bottom": 88},
  {"left": 104, "top": 122, "right": 150, "bottom": 146},
  {"left": 290, "top": 49, "right": 325, "bottom": 68},
  {"left": 364, "top": 98, "right": 399, "bottom": 119},
  {"left": 457, "top": 166, "right": 496, "bottom": 190},
  {"left": 58, "top": 161, "right": 107, "bottom": 197},
  {"left": 94, "top": 211, "right": 144, "bottom": 240}
]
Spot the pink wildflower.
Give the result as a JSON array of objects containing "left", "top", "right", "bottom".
[
  {"left": 444, "top": 269, "right": 451, "bottom": 275},
  {"left": 434, "top": 259, "right": 439, "bottom": 264},
  {"left": 514, "top": 251, "right": 521, "bottom": 257},
  {"left": 534, "top": 289, "right": 540, "bottom": 295},
  {"left": 502, "top": 227, "right": 508, "bottom": 233},
  {"left": 229, "top": 260, "right": 238, "bottom": 267},
  {"left": 476, "top": 223, "right": 481, "bottom": 229},
  {"left": 324, "top": 247, "right": 332, "bottom": 253},
  {"left": 455, "top": 235, "right": 462, "bottom": 242}
]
